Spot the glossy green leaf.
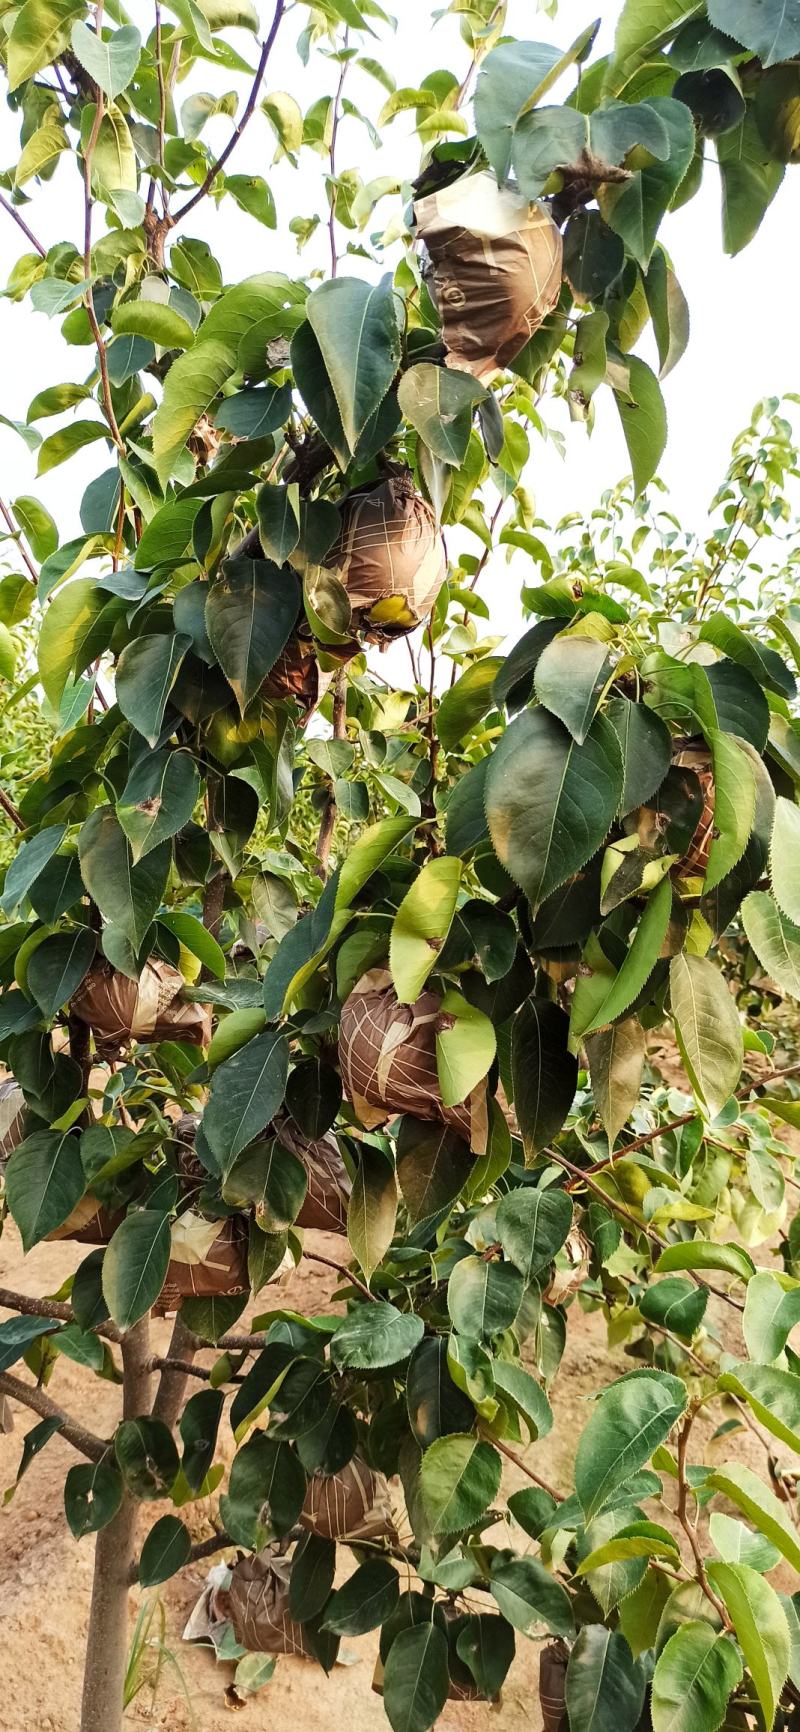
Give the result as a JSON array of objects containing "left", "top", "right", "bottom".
[
  {"left": 79, "top": 807, "right": 169, "bottom": 956},
  {"left": 496, "top": 1186, "right": 573, "bottom": 1284},
  {"left": 323, "top": 1559, "right": 399, "bottom": 1635},
  {"left": 389, "top": 856, "right": 461, "bottom": 1004},
  {"left": 707, "top": 1559, "right": 790, "bottom": 1729},
  {"left": 205, "top": 557, "right": 299, "bottom": 716},
  {"left": 5, "top": 1131, "right": 85, "bottom": 1250},
  {"left": 575, "top": 1371, "right": 687, "bottom": 1521},
  {"left": 490, "top": 1554, "right": 574, "bottom": 1638},
  {"left": 64, "top": 1460, "right": 123, "bottom": 1538},
  {"left": 397, "top": 365, "right": 486, "bottom": 466},
  {"left": 742, "top": 1270, "right": 800, "bottom": 1365},
  {"left": 743, "top": 891, "right": 800, "bottom": 1000},
  {"left": 203, "top": 1029, "right": 289, "bottom": 1169},
  {"left": 511, "top": 998, "right": 578, "bottom": 1158},
  {"left": 420, "top": 1433, "right": 501, "bottom": 1535},
  {"left": 331, "top": 1302, "right": 423, "bottom": 1371},
  {"left": 305, "top": 276, "right": 401, "bottom": 457},
  {"left": 436, "top": 657, "right": 504, "bottom": 752},
  {"left": 115, "top": 632, "right": 191, "bottom": 746},
  {"left": 613, "top": 355, "right": 668, "bottom": 495},
  {"left": 348, "top": 1144, "right": 397, "bottom": 1282},
  {"left": 435, "top": 990, "right": 495, "bottom": 1109},
  {"left": 485, "top": 708, "right": 622, "bottom": 910},
  {"left": 534, "top": 635, "right": 611, "bottom": 744},
  {"left": 138, "top": 1514, "right": 191, "bottom": 1586},
  {"left": 102, "top": 1210, "right": 172, "bottom": 1328},
  {"left": 708, "top": 1462, "right": 800, "bottom": 1573},
  {"left": 447, "top": 1255, "right": 523, "bottom": 1339},
  {"left": 586, "top": 1018, "right": 647, "bottom": 1146},
  {"left": 383, "top": 1623, "right": 449, "bottom": 1732},
  {"left": 566, "top": 1627, "right": 646, "bottom": 1732}
]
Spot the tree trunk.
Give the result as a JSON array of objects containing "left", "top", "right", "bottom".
[
  {"left": 80, "top": 1317, "right": 152, "bottom": 1732},
  {"left": 152, "top": 1312, "right": 198, "bottom": 1429}
]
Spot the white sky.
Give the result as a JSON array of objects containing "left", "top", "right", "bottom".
[{"left": 0, "top": 0, "right": 798, "bottom": 645}]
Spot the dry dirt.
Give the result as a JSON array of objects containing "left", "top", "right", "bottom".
[{"left": 0, "top": 1209, "right": 790, "bottom": 1732}]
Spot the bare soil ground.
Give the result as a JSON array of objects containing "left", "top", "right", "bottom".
[{"left": 0, "top": 1189, "right": 792, "bottom": 1731}]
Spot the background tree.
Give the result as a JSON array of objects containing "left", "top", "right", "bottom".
[{"left": 2, "top": 3, "right": 800, "bottom": 1731}]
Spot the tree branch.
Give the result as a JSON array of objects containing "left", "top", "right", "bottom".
[
  {"left": 487, "top": 1431, "right": 562, "bottom": 1502},
  {"left": 128, "top": 1526, "right": 233, "bottom": 1585},
  {"left": 0, "top": 1286, "right": 121, "bottom": 1342},
  {"left": 0, "top": 495, "right": 39, "bottom": 584},
  {"left": 575, "top": 1059, "right": 800, "bottom": 1181},
  {"left": 0, "top": 189, "right": 46, "bottom": 258},
  {"left": 0, "top": 1371, "right": 109, "bottom": 1461},
  {"left": 172, "top": 0, "right": 286, "bottom": 223}
]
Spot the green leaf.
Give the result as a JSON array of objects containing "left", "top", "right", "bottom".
[
  {"left": 115, "top": 632, "right": 191, "bottom": 746},
  {"left": 645, "top": 248, "right": 691, "bottom": 380},
  {"left": 330, "top": 1302, "right": 423, "bottom": 1371},
  {"left": 709, "top": 0, "right": 800, "bottom": 66},
  {"left": 288, "top": 1532, "right": 336, "bottom": 1621},
  {"left": 203, "top": 1030, "right": 290, "bottom": 1170},
  {"left": 6, "top": 0, "right": 84, "bottom": 89},
  {"left": 406, "top": 1338, "right": 474, "bottom": 1449},
  {"left": 389, "top": 856, "right": 462, "bottom": 1004},
  {"left": 447, "top": 1256, "right": 523, "bottom": 1338},
  {"left": 305, "top": 276, "right": 401, "bottom": 457},
  {"left": 707, "top": 1560, "right": 790, "bottom": 1728},
  {"left": 225, "top": 173, "right": 276, "bottom": 227},
  {"left": 436, "top": 657, "right": 504, "bottom": 753},
  {"left": 709, "top": 1511, "right": 781, "bottom": 1572},
  {"left": 607, "top": 2, "right": 704, "bottom": 93},
  {"left": 111, "top": 297, "right": 195, "bottom": 351},
  {"left": 138, "top": 1514, "right": 191, "bottom": 1586},
  {"left": 490, "top": 1554, "right": 574, "bottom": 1638},
  {"left": 436, "top": 990, "right": 495, "bottom": 1108},
  {"left": 383, "top": 1623, "right": 449, "bottom": 1732},
  {"left": 205, "top": 557, "right": 299, "bottom": 716},
  {"left": 704, "top": 731, "right": 755, "bottom": 892},
  {"left": 102, "top": 1210, "right": 172, "bottom": 1328},
  {"left": 613, "top": 355, "right": 668, "bottom": 495},
  {"left": 575, "top": 1371, "right": 687, "bottom": 1521},
  {"left": 707, "top": 1462, "right": 800, "bottom": 1574},
  {"left": 397, "top": 365, "right": 486, "bottom": 467},
  {"left": 115, "top": 1416, "right": 179, "bottom": 1499},
  {"left": 0, "top": 1314, "right": 58, "bottom": 1371},
  {"left": 79, "top": 807, "right": 169, "bottom": 955},
  {"left": 580, "top": 876, "right": 673, "bottom": 1037},
  {"left": 221, "top": 1434, "right": 305, "bottom": 1546},
  {"left": 586, "top": 1019, "right": 647, "bottom": 1146},
  {"left": 11, "top": 495, "right": 57, "bottom": 561},
  {"left": 485, "top": 709, "right": 622, "bottom": 910},
  {"left": 215, "top": 383, "right": 292, "bottom": 439},
  {"left": 455, "top": 1615, "right": 515, "bottom": 1699},
  {"left": 651, "top": 1622, "right": 743, "bottom": 1732},
  {"left": 669, "top": 953, "right": 743, "bottom": 1117},
  {"left": 474, "top": 39, "right": 564, "bottom": 179},
  {"left": 699, "top": 618, "right": 795, "bottom": 697},
  {"left": 255, "top": 483, "right": 300, "bottom": 564},
  {"left": 38, "top": 578, "right": 116, "bottom": 707},
  {"left": 37, "top": 419, "right": 108, "bottom": 478},
  {"left": 395, "top": 1119, "right": 473, "bottom": 1226},
  {"left": 5, "top": 1131, "right": 85, "bottom": 1250},
  {"left": 1, "top": 824, "right": 66, "bottom": 914},
  {"left": 491, "top": 1359, "right": 553, "bottom": 1441},
  {"left": 64, "top": 1459, "right": 122, "bottom": 1538},
  {"left": 420, "top": 1434, "right": 501, "bottom": 1535},
  {"left": 718, "top": 1362, "right": 800, "bottom": 1455},
  {"left": 742, "top": 1270, "right": 800, "bottom": 1364},
  {"left": 718, "top": 108, "right": 785, "bottom": 256},
  {"left": 655, "top": 1240, "right": 755, "bottom": 1282},
  {"left": 640, "top": 1277, "right": 708, "bottom": 1340},
  {"left": 771, "top": 797, "right": 800, "bottom": 926},
  {"left": 223, "top": 1136, "right": 306, "bottom": 1232},
  {"left": 601, "top": 99, "right": 695, "bottom": 268},
  {"left": 563, "top": 211, "right": 626, "bottom": 300},
  {"left": 511, "top": 999, "right": 578, "bottom": 1158},
  {"left": 348, "top": 1144, "right": 398, "bottom": 1282},
  {"left": 323, "top": 1559, "right": 399, "bottom": 1635},
  {"left": 566, "top": 1627, "right": 646, "bottom": 1732},
  {"left": 70, "top": 20, "right": 141, "bottom": 97},
  {"left": 152, "top": 338, "right": 233, "bottom": 488},
  {"left": 534, "top": 635, "right": 611, "bottom": 745},
  {"left": 496, "top": 1186, "right": 573, "bottom": 1284},
  {"left": 117, "top": 749, "right": 200, "bottom": 862},
  {"left": 179, "top": 1387, "right": 224, "bottom": 1491},
  {"left": 26, "top": 928, "right": 95, "bottom": 1019}
]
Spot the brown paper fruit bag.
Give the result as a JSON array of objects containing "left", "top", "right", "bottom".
[
  {"left": 70, "top": 958, "right": 211, "bottom": 1054},
  {"left": 414, "top": 170, "right": 563, "bottom": 383},
  {"left": 325, "top": 475, "right": 446, "bottom": 640},
  {"left": 339, "top": 968, "right": 488, "bottom": 1154}
]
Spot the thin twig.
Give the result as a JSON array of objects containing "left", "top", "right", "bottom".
[
  {"left": 303, "top": 1247, "right": 378, "bottom": 1303},
  {"left": 676, "top": 1408, "right": 729, "bottom": 1626},
  {"left": 327, "top": 29, "right": 349, "bottom": 278},
  {"left": 0, "top": 496, "right": 38, "bottom": 584},
  {"left": 0, "top": 1370, "right": 109, "bottom": 1461},
  {"left": 488, "top": 1432, "right": 562, "bottom": 1501},
  {"left": 172, "top": 0, "right": 286, "bottom": 223},
  {"left": 0, "top": 786, "right": 26, "bottom": 832},
  {"left": 0, "top": 189, "right": 46, "bottom": 257},
  {"left": 148, "top": 1356, "right": 209, "bottom": 1380},
  {"left": 575, "top": 1059, "right": 800, "bottom": 1181}
]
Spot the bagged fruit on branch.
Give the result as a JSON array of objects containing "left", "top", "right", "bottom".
[
  {"left": 671, "top": 741, "right": 716, "bottom": 874},
  {"left": 324, "top": 474, "right": 446, "bottom": 640},
  {"left": 70, "top": 958, "right": 211, "bottom": 1054},
  {"left": 276, "top": 1121, "right": 352, "bottom": 1235},
  {"left": 339, "top": 969, "right": 488, "bottom": 1154},
  {"left": 154, "top": 1210, "right": 251, "bottom": 1313},
  {"left": 260, "top": 629, "right": 335, "bottom": 719},
  {"left": 0, "top": 1076, "right": 26, "bottom": 1168},
  {"left": 413, "top": 169, "right": 563, "bottom": 383},
  {"left": 300, "top": 1454, "right": 397, "bottom": 1543},
  {"left": 632, "top": 739, "right": 715, "bottom": 878},
  {"left": 227, "top": 1551, "right": 318, "bottom": 1659}
]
